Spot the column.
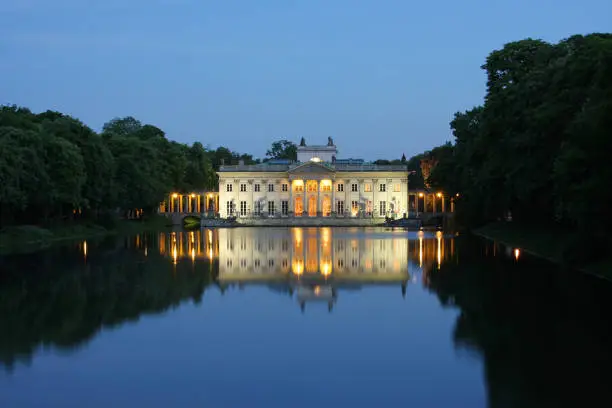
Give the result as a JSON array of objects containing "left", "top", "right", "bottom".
[
  {"left": 303, "top": 180, "right": 307, "bottom": 216},
  {"left": 317, "top": 180, "right": 321, "bottom": 217},
  {"left": 433, "top": 194, "right": 436, "bottom": 214},
  {"left": 289, "top": 181, "right": 293, "bottom": 216},
  {"left": 197, "top": 195, "right": 201, "bottom": 213},
  {"left": 373, "top": 180, "right": 377, "bottom": 218},
  {"left": 169, "top": 196, "right": 174, "bottom": 213},
  {"left": 331, "top": 180, "right": 335, "bottom": 217},
  {"left": 441, "top": 196, "right": 446, "bottom": 213},
  {"left": 179, "top": 196, "right": 183, "bottom": 213}
]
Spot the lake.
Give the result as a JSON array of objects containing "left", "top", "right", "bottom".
[{"left": 1, "top": 227, "right": 611, "bottom": 408}]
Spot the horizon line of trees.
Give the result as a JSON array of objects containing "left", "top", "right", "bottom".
[
  {"left": 424, "top": 32, "right": 612, "bottom": 262},
  {"left": 0, "top": 107, "right": 263, "bottom": 227}
]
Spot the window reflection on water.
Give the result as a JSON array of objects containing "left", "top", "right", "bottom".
[{"left": 150, "top": 227, "right": 456, "bottom": 310}]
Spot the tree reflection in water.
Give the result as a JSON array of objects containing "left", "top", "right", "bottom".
[
  {"left": 426, "top": 236, "right": 612, "bottom": 408},
  {"left": 1, "top": 228, "right": 611, "bottom": 408}
]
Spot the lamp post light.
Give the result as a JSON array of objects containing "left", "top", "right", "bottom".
[{"left": 418, "top": 192, "right": 424, "bottom": 217}]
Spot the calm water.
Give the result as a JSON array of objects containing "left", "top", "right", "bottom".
[{"left": 1, "top": 227, "right": 611, "bottom": 408}]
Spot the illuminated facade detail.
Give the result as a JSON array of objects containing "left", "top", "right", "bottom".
[
  {"left": 159, "top": 192, "right": 220, "bottom": 215},
  {"left": 217, "top": 140, "right": 409, "bottom": 219}
]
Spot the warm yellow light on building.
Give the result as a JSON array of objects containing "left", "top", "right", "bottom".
[
  {"left": 172, "top": 193, "right": 178, "bottom": 198},
  {"left": 436, "top": 192, "right": 442, "bottom": 198},
  {"left": 172, "top": 246, "right": 178, "bottom": 264},
  {"left": 191, "top": 193, "right": 196, "bottom": 198},
  {"left": 191, "top": 248, "right": 195, "bottom": 262},
  {"left": 321, "top": 261, "right": 331, "bottom": 277},
  {"left": 292, "top": 260, "right": 304, "bottom": 276},
  {"left": 310, "top": 157, "right": 321, "bottom": 162},
  {"left": 83, "top": 241, "right": 87, "bottom": 258},
  {"left": 418, "top": 192, "right": 424, "bottom": 198},
  {"left": 514, "top": 248, "right": 520, "bottom": 261}
]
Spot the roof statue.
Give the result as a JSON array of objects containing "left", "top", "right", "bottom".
[
  {"left": 299, "top": 137, "right": 306, "bottom": 146},
  {"left": 327, "top": 136, "right": 334, "bottom": 146}
]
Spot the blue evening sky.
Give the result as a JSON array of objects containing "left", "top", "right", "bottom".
[{"left": 1, "top": 0, "right": 610, "bottom": 159}]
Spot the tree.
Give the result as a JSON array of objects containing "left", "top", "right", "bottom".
[
  {"left": 266, "top": 139, "right": 297, "bottom": 160},
  {"left": 101, "top": 116, "right": 142, "bottom": 137}
]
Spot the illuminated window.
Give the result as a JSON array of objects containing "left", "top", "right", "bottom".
[
  {"left": 351, "top": 183, "right": 358, "bottom": 192},
  {"left": 254, "top": 184, "right": 260, "bottom": 192},
  {"left": 310, "top": 157, "right": 321, "bottom": 162},
  {"left": 294, "top": 184, "right": 304, "bottom": 192},
  {"left": 379, "top": 184, "right": 386, "bottom": 192},
  {"left": 282, "top": 183, "right": 288, "bottom": 192},
  {"left": 240, "top": 183, "right": 247, "bottom": 192},
  {"left": 322, "top": 184, "right": 331, "bottom": 192},
  {"left": 226, "top": 184, "right": 233, "bottom": 192},
  {"left": 337, "top": 183, "right": 344, "bottom": 192},
  {"left": 351, "top": 200, "right": 359, "bottom": 213},
  {"left": 394, "top": 183, "right": 401, "bottom": 192},
  {"left": 364, "top": 183, "right": 372, "bottom": 192}
]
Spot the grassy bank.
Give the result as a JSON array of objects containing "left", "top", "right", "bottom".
[
  {"left": 474, "top": 222, "right": 612, "bottom": 281},
  {"left": 0, "top": 216, "right": 171, "bottom": 255}
]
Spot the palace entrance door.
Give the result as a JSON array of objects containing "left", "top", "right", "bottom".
[{"left": 308, "top": 195, "right": 317, "bottom": 217}]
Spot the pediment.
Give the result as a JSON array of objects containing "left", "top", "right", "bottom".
[{"left": 288, "top": 162, "right": 336, "bottom": 174}]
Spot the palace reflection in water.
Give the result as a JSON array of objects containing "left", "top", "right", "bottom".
[
  {"left": 156, "top": 227, "right": 453, "bottom": 311},
  {"left": 3, "top": 227, "right": 612, "bottom": 408}
]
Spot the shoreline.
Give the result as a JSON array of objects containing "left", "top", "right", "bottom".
[
  {"left": 473, "top": 222, "right": 612, "bottom": 282},
  {"left": 0, "top": 217, "right": 171, "bottom": 256}
]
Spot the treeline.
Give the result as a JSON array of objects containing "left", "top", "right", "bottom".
[
  {"left": 0, "top": 107, "right": 255, "bottom": 227},
  {"left": 426, "top": 33, "right": 612, "bottom": 261}
]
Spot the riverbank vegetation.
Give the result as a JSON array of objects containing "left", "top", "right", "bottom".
[
  {"left": 422, "top": 33, "right": 612, "bottom": 269},
  {"left": 0, "top": 107, "right": 257, "bottom": 232}
]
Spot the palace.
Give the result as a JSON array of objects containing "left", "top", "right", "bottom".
[{"left": 217, "top": 138, "right": 410, "bottom": 219}]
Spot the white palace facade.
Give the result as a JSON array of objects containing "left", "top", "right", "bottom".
[{"left": 218, "top": 139, "right": 410, "bottom": 219}]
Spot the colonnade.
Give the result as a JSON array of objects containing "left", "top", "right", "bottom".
[
  {"left": 407, "top": 191, "right": 457, "bottom": 215},
  {"left": 158, "top": 192, "right": 219, "bottom": 214}
]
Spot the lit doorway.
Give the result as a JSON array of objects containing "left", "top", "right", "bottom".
[
  {"left": 295, "top": 196, "right": 303, "bottom": 216},
  {"left": 308, "top": 195, "right": 317, "bottom": 217}
]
